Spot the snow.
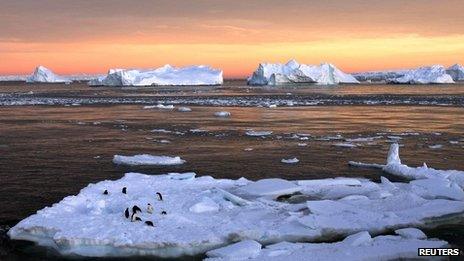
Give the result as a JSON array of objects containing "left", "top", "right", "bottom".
[
  {"left": 26, "top": 66, "right": 72, "bottom": 83},
  {"left": 227, "top": 231, "right": 447, "bottom": 261},
  {"left": 239, "top": 178, "right": 301, "bottom": 197},
  {"left": 206, "top": 240, "right": 262, "bottom": 260},
  {"left": 112, "top": 154, "right": 185, "bottom": 166},
  {"left": 245, "top": 130, "right": 273, "bottom": 137},
  {"left": 214, "top": 111, "right": 231, "bottom": 117},
  {"left": 247, "top": 60, "right": 359, "bottom": 86},
  {"left": 281, "top": 158, "right": 299, "bottom": 164},
  {"left": 446, "top": 64, "right": 464, "bottom": 81},
  {"left": 88, "top": 65, "right": 223, "bottom": 86},
  {"left": 389, "top": 65, "right": 454, "bottom": 84},
  {"left": 394, "top": 228, "right": 427, "bottom": 240}
]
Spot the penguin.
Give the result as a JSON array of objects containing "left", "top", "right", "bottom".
[
  {"left": 103, "top": 190, "right": 108, "bottom": 195},
  {"left": 131, "top": 212, "right": 142, "bottom": 222},
  {"left": 124, "top": 208, "right": 130, "bottom": 219},
  {"left": 147, "top": 203, "right": 154, "bottom": 214},
  {"left": 161, "top": 211, "right": 167, "bottom": 215},
  {"left": 156, "top": 192, "right": 163, "bottom": 201},
  {"left": 145, "top": 221, "right": 154, "bottom": 227},
  {"left": 132, "top": 205, "right": 142, "bottom": 213},
  {"left": 122, "top": 187, "right": 127, "bottom": 194}
]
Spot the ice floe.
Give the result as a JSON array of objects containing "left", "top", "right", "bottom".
[
  {"left": 88, "top": 65, "right": 223, "bottom": 86},
  {"left": 177, "top": 106, "right": 192, "bottom": 112},
  {"left": 206, "top": 231, "right": 447, "bottom": 261},
  {"left": 113, "top": 154, "right": 185, "bottom": 166},
  {"left": 26, "top": 66, "right": 72, "bottom": 84},
  {"left": 245, "top": 130, "right": 273, "bottom": 137},
  {"left": 247, "top": 60, "right": 359, "bottom": 86},
  {"left": 8, "top": 156, "right": 464, "bottom": 258},
  {"left": 214, "top": 111, "right": 231, "bottom": 117},
  {"left": 144, "top": 104, "right": 175, "bottom": 110},
  {"left": 281, "top": 158, "right": 299, "bottom": 164}
]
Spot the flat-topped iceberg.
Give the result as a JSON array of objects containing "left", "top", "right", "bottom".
[
  {"left": 88, "top": 65, "right": 223, "bottom": 86},
  {"left": 354, "top": 65, "right": 455, "bottom": 84},
  {"left": 26, "top": 66, "right": 72, "bottom": 83},
  {"left": 247, "top": 60, "right": 359, "bottom": 86},
  {"left": 446, "top": 64, "right": 464, "bottom": 82},
  {"left": 113, "top": 154, "right": 185, "bottom": 166},
  {"left": 8, "top": 168, "right": 464, "bottom": 258}
]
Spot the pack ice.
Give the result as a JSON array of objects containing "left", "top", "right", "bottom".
[
  {"left": 247, "top": 59, "right": 359, "bottom": 85},
  {"left": 88, "top": 65, "right": 223, "bottom": 86},
  {"left": 26, "top": 66, "right": 72, "bottom": 83},
  {"left": 8, "top": 155, "right": 464, "bottom": 258}
]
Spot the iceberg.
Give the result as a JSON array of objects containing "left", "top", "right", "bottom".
[
  {"left": 247, "top": 60, "right": 359, "bottom": 86},
  {"left": 26, "top": 66, "right": 72, "bottom": 83},
  {"left": 446, "top": 64, "right": 464, "bottom": 82},
  {"left": 389, "top": 65, "right": 454, "bottom": 84},
  {"left": 88, "top": 65, "right": 223, "bottom": 86}
]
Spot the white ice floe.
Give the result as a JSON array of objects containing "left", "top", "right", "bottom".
[
  {"left": 281, "top": 158, "right": 299, "bottom": 164},
  {"left": 394, "top": 228, "right": 427, "bottom": 239},
  {"left": 247, "top": 60, "right": 359, "bottom": 86},
  {"left": 9, "top": 167, "right": 464, "bottom": 258},
  {"left": 333, "top": 143, "right": 356, "bottom": 148},
  {"left": 113, "top": 154, "right": 185, "bottom": 166},
  {"left": 144, "top": 104, "right": 175, "bottom": 110},
  {"left": 388, "top": 65, "right": 454, "bottom": 84},
  {"left": 177, "top": 106, "right": 192, "bottom": 112},
  {"left": 88, "top": 65, "right": 223, "bottom": 86},
  {"left": 26, "top": 66, "right": 72, "bottom": 83},
  {"left": 428, "top": 144, "right": 443, "bottom": 149},
  {"left": 446, "top": 64, "right": 464, "bottom": 82},
  {"left": 245, "top": 130, "right": 273, "bottom": 137},
  {"left": 208, "top": 231, "right": 446, "bottom": 261},
  {"left": 214, "top": 111, "right": 231, "bottom": 117}
]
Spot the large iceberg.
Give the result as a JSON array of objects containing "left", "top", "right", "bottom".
[
  {"left": 8, "top": 168, "right": 464, "bottom": 258},
  {"left": 354, "top": 65, "right": 455, "bottom": 84},
  {"left": 446, "top": 64, "right": 464, "bottom": 82},
  {"left": 247, "top": 60, "right": 359, "bottom": 86},
  {"left": 26, "top": 66, "right": 72, "bottom": 83},
  {"left": 88, "top": 65, "right": 223, "bottom": 86}
]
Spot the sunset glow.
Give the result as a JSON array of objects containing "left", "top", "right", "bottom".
[{"left": 1, "top": 0, "right": 464, "bottom": 77}]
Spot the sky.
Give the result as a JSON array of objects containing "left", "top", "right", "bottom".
[{"left": 0, "top": 0, "right": 463, "bottom": 78}]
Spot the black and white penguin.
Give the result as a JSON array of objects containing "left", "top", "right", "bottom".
[
  {"left": 156, "top": 192, "right": 163, "bottom": 201},
  {"left": 122, "top": 187, "right": 127, "bottom": 194},
  {"left": 131, "top": 212, "right": 142, "bottom": 222},
  {"left": 161, "top": 211, "right": 167, "bottom": 215},
  {"left": 124, "top": 208, "right": 130, "bottom": 219},
  {"left": 132, "top": 205, "right": 142, "bottom": 213},
  {"left": 147, "top": 203, "right": 154, "bottom": 214},
  {"left": 103, "top": 190, "right": 108, "bottom": 195},
  {"left": 145, "top": 221, "right": 154, "bottom": 227}
]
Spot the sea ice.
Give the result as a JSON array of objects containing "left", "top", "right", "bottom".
[
  {"left": 113, "top": 155, "right": 185, "bottom": 166},
  {"left": 177, "top": 106, "right": 192, "bottom": 112},
  {"left": 240, "top": 178, "right": 301, "bottom": 197},
  {"left": 88, "top": 65, "right": 223, "bottom": 86},
  {"left": 247, "top": 60, "right": 359, "bottom": 86},
  {"left": 214, "top": 111, "right": 231, "bottom": 117},
  {"left": 281, "top": 158, "right": 299, "bottom": 164},
  {"left": 206, "top": 240, "right": 262, "bottom": 260},
  {"left": 245, "top": 131, "right": 273, "bottom": 137},
  {"left": 144, "top": 104, "right": 175, "bottom": 110}
]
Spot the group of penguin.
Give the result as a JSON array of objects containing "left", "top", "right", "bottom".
[{"left": 103, "top": 187, "right": 166, "bottom": 227}]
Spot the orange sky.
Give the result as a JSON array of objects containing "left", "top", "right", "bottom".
[{"left": 1, "top": 0, "right": 464, "bottom": 78}]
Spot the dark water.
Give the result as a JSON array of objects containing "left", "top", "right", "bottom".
[{"left": 0, "top": 81, "right": 463, "bottom": 260}]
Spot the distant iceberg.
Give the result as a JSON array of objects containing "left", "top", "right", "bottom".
[
  {"left": 354, "top": 65, "right": 455, "bottom": 84},
  {"left": 26, "top": 66, "right": 72, "bottom": 83},
  {"left": 247, "top": 60, "right": 359, "bottom": 86},
  {"left": 88, "top": 65, "right": 223, "bottom": 86},
  {"left": 446, "top": 64, "right": 464, "bottom": 82},
  {"left": 388, "top": 65, "right": 454, "bottom": 84}
]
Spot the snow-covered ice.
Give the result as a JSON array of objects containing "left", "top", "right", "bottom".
[
  {"left": 245, "top": 130, "right": 273, "bottom": 137},
  {"left": 88, "top": 65, "right": 223, "bottom": 86},
  {"left": 26, "top": 66, "right": 72, "bottom": 84},
  {"left": 206, "top": 240, "right": 262, "bottom": 260},
  {"left": 281, "top": 158, "right": 299, "bottom": 164},
  {"left": 247, "top": 60, "right": 359, "bottom": 86},
  {"left": 209, "top": 231, "right": 447, "bottom": 261},
  {"left": 214, "top": 111, "right": 231, "bottom": 117},
  {"left": 113, "top": 155, "right": 185, "bottom": 166}
]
